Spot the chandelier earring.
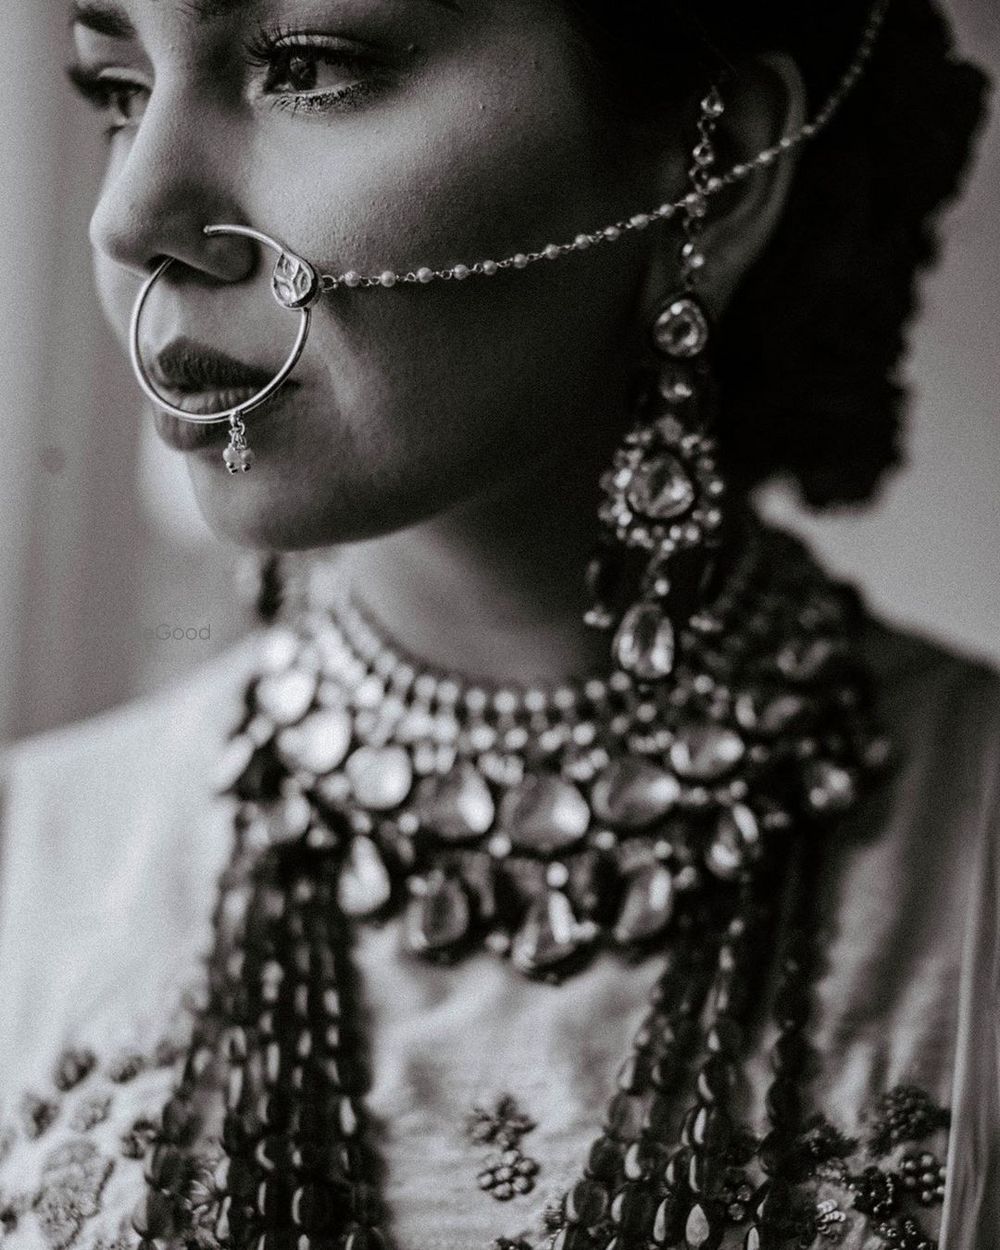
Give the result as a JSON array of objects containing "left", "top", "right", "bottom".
[{"left": 586, "top": 84, "right": 729, "bottom": 684}]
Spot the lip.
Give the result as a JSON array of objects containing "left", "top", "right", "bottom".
[{"left": 145, "top": 336, "right": 298, "bottom": 452}]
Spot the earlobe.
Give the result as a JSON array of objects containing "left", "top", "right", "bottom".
[{"left": 695, "top": 53, "right": 808, "bottom": 317}]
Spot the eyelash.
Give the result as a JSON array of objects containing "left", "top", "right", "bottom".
[
  {"left": 67, "top": 26, "right": 388, "bottom": 133},
  {"left": 243, "top": 24, "right": 387, "bottom": 115},
  {"left": 66, "top": 65, "right": 147, "bottom": 139}
]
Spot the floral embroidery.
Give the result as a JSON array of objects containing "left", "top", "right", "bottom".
[
  {"left": 33, "top": 1140, "right": 114, "bottom": 1250},
  {"left": 812, "top": 1198, "right": 849, "bottom": 1243},
  {"left": 783, "top": 1084, "right": 950, "bottom": 1249},
  {"left": 104, "top": 1054, "right": 146, "bottom": 1086},
  {"left": 53, "top": 1052, "right": 97, "bottom": 1095},
  {"left": 119, "top": 1118, "right": 158, "bottom": 1162},
  {"left": 0, "top": 1028, "right": 954, "bottom": 1250},
  {"left": 20, "top": 1095, "right": 60, "bottom": 1141},
  {"left": 68, "top": 1099, "right": 111, "bottom": 1135},
  {"left": 867, "top": 1086, "right": 950, "bottom": 1158}
]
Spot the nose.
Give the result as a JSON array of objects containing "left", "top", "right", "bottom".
[{"left": 89, "top": 88, "right": 257, "bottom": 285}]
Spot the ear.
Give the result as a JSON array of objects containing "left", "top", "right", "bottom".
[{"left": 639, "top": 53, "right": 808, "bottom": 323}]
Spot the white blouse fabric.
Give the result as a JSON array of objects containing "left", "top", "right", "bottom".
[{"left": 0, "top": 618, "right": 997, "bottom": 1250}]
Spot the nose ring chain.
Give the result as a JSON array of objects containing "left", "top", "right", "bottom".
[
  {"left": 129, "top": 223, "right": 321, "bottom": 472},
  {"left": 127, "top": 0, "right": 890, "bottom": 473}
]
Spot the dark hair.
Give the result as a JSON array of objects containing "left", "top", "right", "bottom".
[{"left": 574, "top": 0, "right": 990, "bottom": 506}]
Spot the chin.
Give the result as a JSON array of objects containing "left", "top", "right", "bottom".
[{"left": 182, "top": 449, "right": 461, "bottom": 552}]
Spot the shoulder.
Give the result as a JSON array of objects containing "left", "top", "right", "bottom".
[
  {"left": 861, "top": 614, "right": 1000, "bottom": 797},
  {"left": 855, "top": 614, "right": 1000, "bottom": 930},
  {"left": 0, "top": 635, "right": 261, "bottom": 1089},
  {"left": 0, "top": 633, "right": 259, "bottom": 804},
  {"left": 0, "top": 630, "right": 263, "bottom": 908}
]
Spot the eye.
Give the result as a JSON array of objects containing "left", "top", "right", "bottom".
[
  {"left": 264, "top": 46, "right": 361, "bottom": 95},
  {"left": 67, "top": 65, "right": 150, "bottom": 137},
  {"left": 245, "top": 29, "right": 387, "bottom": 112}
]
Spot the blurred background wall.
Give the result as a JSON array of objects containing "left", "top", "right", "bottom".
[{"left": 0, "top": 2, "right": 997, "bottom": 747}]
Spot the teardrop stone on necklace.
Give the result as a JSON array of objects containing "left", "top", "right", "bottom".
[
  {"left": 613, "top": 602, "right": 676, "bottom": 681},
  {"left": 626, "top": 454, "right": 696, "bottom": 521},
  {"left": 670, "top": 725, "right": 745, "bottom": 781},
  {"left": 336, "top": 836, "right": 392, "bottom": 916},
  {"left": 345, "top": 745, "right": 413, "bottom": 810},
  {"left": 511, "top": 889, "right": 594, "bottom": 974},
  {"left": 254, "top": 668, "right": 317, "bottom": 726},
  {"left": 403, "top": 870, "right": 472, "bottom": 953},
  {"left": 705, "top": 804, "right": 760, "bottom": 881},
  {"left": 498, "top": 774, "right": 591, "bottom": 855},
  {"left": 613, "top": 864, "right": 675, "bottom": 944},
  {"left": 276, "top": 707, "right": 352, "bottom": 774},
  {"left": 591, "top": 759, "right": 681, "bottom": 829},
  {"left": 411, "top": 763, "right": 495, "bottom": 842}
]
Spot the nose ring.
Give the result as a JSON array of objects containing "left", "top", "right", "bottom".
[{"left": 129, "top": 224, "right": 321, "bottom": 473}]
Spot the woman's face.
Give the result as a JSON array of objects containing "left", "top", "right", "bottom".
[{"left": 73, "top": 0, "right": 681, "bottom": 548}]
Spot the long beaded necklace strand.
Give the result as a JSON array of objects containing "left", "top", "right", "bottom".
[{"left": 124, "top": 523, "right": 949, "bottom": 1250}]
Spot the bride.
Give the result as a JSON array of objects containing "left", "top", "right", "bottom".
[{"left": 0, "top": 1, "right": 995, "bottom": 1248}]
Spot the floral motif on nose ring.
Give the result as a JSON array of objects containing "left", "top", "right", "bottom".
[{"left": 467, "top": 1096, "right": 541, "bottom": 1202}]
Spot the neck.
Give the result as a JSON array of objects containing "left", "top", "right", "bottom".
[{"left": 336, "top": 437, "right": 622, "bottom": 689}]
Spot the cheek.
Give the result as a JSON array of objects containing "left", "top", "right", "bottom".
[{"left": 208, "top": 39, "right": 642, "bottom": 541}]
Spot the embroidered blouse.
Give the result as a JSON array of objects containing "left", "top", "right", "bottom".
[{"left": 0, "top": 618, "right": 997, "bottom": 1250}]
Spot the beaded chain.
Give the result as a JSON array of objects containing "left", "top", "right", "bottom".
[
  {"left": 314, "top": 0, "right": 891, "bottom": 293},
  {"left": 118, "top": 824, "right": 949, "bottom": 1250}
]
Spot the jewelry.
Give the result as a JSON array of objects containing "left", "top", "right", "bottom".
[
  {"left": 587, "top": 87, "right": 726, "bottom": 685},
  {"left": 309, "top": 0, "right": 890, "bottom": 294},
  {"left": 128, "top": 1, "right": 889, "bottom": 471},
  {"left": 129, "top": 224, "right": 322, "bottom": 471},
  {"left": 126, "top": 817, "right": 949, "bottom": 1250},
  {"left": 468, "top": 1097, "right": 541, "bottom": 1202},
  {"left": 213, "top": 518, "right": 889, "bottom": 987},
  {"left": 677, "top": 84, "right": 724, "bottom": 294}
]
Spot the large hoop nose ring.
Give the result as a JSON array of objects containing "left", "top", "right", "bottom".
[{"left": 128, "top": 224, "right": 321, "bottom": 472}]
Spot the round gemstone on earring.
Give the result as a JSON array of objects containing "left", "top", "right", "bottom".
[
  {"left": 626, "top": 455, "right": 696, "bottom": 521},
  {"left": 652, "top": 297, "right": 710, "bottom": 359}
]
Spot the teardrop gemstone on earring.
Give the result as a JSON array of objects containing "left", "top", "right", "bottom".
[
  {"left": 613, "top": 602, "right": 676, "bottom": 681},
  {"left": 272, "top": 251, "right": 320, "bottom": 310},
  {"left": 626, "top": 454, "right": 696, "bottom": 521},
  {"left": 652, "top": 297, "right": 710, "bottom": 359}
]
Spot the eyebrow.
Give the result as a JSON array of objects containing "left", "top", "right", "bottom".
[{"left": 71, "top": 0, "right": 462, "bottom": 36}]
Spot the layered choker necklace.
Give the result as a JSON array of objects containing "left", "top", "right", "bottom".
[
  {"left": 213, "top": 517, "right": 888, "bottom": 982},
  {"left": 120, "top": 519, "right": 919, "bottom": 1250}
]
